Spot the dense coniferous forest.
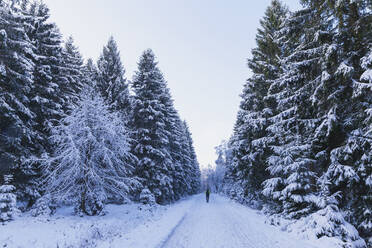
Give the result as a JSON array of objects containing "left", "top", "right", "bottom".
[
  {"left": 1, "top": 0, "right": 372, "bottom": 246},
  {"left": 216, "top": 0, "right": 372, "bottom": 246},
  {"left": 0, "top": 0, "right": 201, "bottom": 219}
]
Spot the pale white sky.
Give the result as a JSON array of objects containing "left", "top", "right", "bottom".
[{"left": 43, "top": 0, "right": 302, "bottom": 168}]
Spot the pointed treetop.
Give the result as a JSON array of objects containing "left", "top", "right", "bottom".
[
  {"left": 133, "top": 49, "right": 166, "bottom": 91},
  {"left": 85, "top": 58, "right": 95, "bottom": 70},
  {"left": 65, "top": 36, "right": 78, "bottom": 52},
  {"left": 98, "top": 35, "right": 125, "bottom": 77},
  {"left": 260, "top": 0, "right": 288, "bottom": 32},
  {"left": 137, "top": 49, "right": 158, "bottom": 70}
]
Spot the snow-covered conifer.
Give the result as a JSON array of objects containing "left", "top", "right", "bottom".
[
  {"left": 0, "top": 175, "right": 17, "bottom": 222},
  {"left": 27, "top": 1, "right": 65, "bottom": 151},
  {"left": 131, "top": 49, "right": 174, "bottom": 204},
  {"left": 96, "top": 36, "right": 131, "bottom": 115},
  {"left": 40, "top": 88, "right": 137, "bottom": 215},
  {"left": 139, "top": 188, "right": 156, "bottom": 205},
  {"left": 263, "top": 6, "right": 330, "bottom": 217},
  {"left": 227, "top": 0, "right": 288, "bottom": 203},
  {"left": 83, "top": 58, "right": 98, "bottom": 88},
  {"left": 0, "top": 0, "right": 37, "bottom": 203},
  {"left": 182, "top": 121, "right": 201, "bottom": 194},
  {"left": 349, "top": 49, "right": 372, "bottom": 244},
  {"left": 59, "top": 36, "right": 84, "bottom": 108}
]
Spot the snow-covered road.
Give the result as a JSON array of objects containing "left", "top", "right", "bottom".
[
  {"left": 102, "top": 194, "right": 320, "bottom": 248},
  {"left": 1, "top": 194, "right": 331, "bottom": 248}
]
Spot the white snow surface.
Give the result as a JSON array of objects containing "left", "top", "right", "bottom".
[
  {"left": 1, "top": 194, "right": 338, "bottom": 248},
  {"left": 0, "top": 203, "right": 164, "bottom": 248}
]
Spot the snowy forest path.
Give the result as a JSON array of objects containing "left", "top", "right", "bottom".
[
  {"left": 160, "top": 194, "right": 318, "bottom": 248},
  {"left": 100, "top": 194, "right": 319, "bottom": 248}
]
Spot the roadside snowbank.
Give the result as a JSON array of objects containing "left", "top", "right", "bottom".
[
  {"left": 0, "top": 202, "right": 166, "bottom": 248},
  {"left": 265, "top": 210, "right": 366, "bottom": 248}
]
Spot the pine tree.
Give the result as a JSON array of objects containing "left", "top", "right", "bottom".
[
  {"left": 302, "top": 2, "right": 372, "bottom": 243},
  {"left": 96, "top": 36, "right": 131, "bottom": 115},
  {"left": 262, "top": 5, "right": 333, "bottom": 218},
  {"left": 160, "top": 84, "right": 197, "bottom": 199},
  {"left": 0, "top": 174, "right": 17, "bottom": 222},
  {"left": 350, "top": 48, "right": 372, "bottom": 244},
  {"left": 59, "top": 36, "right": 84, "bottom": 108},
  {"left": 39, "top": 87, "right": 137, "bottom": 215},
  {"left": 83, "top": 58, "right": 98, "bottom": 88},
  {"left": 131, "top": 49, "right": 174, "bottom": 204},
  {"left": 228, "top": 0, "right": 288, "bottom": 203},
  {"left": 182, "top": 121, "right": 201, "bottom": 194},
  {"left": 0, "top": 0, "right": 37, "bottom": 203},
  {"left": 27, "top": 1, "right": 64, "bottom": 150},
  {"left": 167, "top": 111, "right": 187, "bottom": 199},
  {"left": 16, "top": 2, "right": 67, "bottom": 207}
]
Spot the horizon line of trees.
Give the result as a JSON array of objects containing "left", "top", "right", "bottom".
[
  {"left": 0, "top": 0, "right": 201, "bottom": 219},
  {"left": 219, "top": 0, "right": 372, "bottom": 247}
]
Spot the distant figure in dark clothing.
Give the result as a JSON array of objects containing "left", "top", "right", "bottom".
[{"left": 206, "top": 187, "right": 210, "bottom": 203}]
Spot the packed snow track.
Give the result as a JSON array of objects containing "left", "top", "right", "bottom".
[{"left": 101, "top": 194, "right": 319, "bottom": 248}]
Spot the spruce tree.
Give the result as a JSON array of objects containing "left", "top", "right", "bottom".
[
  {"left": 159, "top": 85, "right": 199, "bottom": 199},
  {"left": 303, "top": 2, "right": 372, "bottom": 243},
  {"left": 175, "top": 119, "right": 193, "bottom": 196},
  {"left": 262, "top": 5, "right": 332, "bottom": 218},
  {"left": 27, "top": 2, "right": 64, "bottom": 151},
  {"left": 59, "top": 36, "right": 84, "bottom": 108},
  {"left": 96, "top": 36, "right": 131, "bottom": 115},
  {"left": 182, "top": 121, "right": 201, "bottom": 194},
  {"left": 0, "top": 175, "right": 17, "bottom": 222},
  {"left": 131, "top": 49, "right": 174, "bottom": 204},
  {"left": 83, "top": 58, "right": 98, "bottom": 88},
  {"left": 0, "top": 0, "right": 37, "bottom": 202},
  {"left": 18, "top": 2, "right": 67, "bottom": 207},
  {"left": 350, "top": 48, "right": 372, "bottom": 244},
  {"left": 166, "top": 109, "right": 186, "bottom": 199},
  {"left": 228, "top": 0, "right": 288, "bottom": 203}
]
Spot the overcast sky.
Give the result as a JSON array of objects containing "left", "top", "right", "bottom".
[{"left": 43, "top": 0, "right": 302, "bottom": 168}]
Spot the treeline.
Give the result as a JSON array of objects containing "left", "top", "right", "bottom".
[
  {"left": 201, "top": 141, "right": 228, "bottom": 193},
  {"left": 221, "top": 0, "right": 372, "bottom": 246},
  {"left": 0, "top": 0, "right": 200, "bottom": 219}
]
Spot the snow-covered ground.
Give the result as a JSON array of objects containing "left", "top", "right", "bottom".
[
  {"left": 1, "top": 194, "right": 340, "bottom": 248},
  {"left": 0, "top": 202, "right": 168, "bottom": 248}
]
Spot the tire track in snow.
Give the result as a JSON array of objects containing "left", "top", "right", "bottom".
[
  {"left": 156, "top": 212, "right": 188, "bottom": 248},
  {"left": 97, "top": 195, "right": 197, "bottom": 248}
]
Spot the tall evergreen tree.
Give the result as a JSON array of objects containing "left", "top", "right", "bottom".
[
  {"left": 164, "top": 101, "right": 186, "bottom": 199},
  {"left": 262, "top": 5, "right": 332, "bottom": 218},
  {"left": 27, "top": 2, "right": 64, "bottom": 151},
  {"left": 354, "top": 49, "right": 372, "bottom": 242},
  {"left": 302, "top": 2, "right": 372, "bottom": 243},
  {"left": 59, "top": 36, "right": 84, "bottom": 109},
  {"left": 131, "top": 49, "right": 174, "bottom": 204},
  {"left": 0, "top": 174, "right": 17, "bottom": 222},
  {"left": 182, "top": 121, "right": 201, "bottom": 194},
  {"left": 83, "top": 58, "right": 98, "bottom": 88},
  {"left": 18, "top": 2, "right": 67, "bottom": 206},
  {"left": 0, "top": 0, "right": 36, "bottom": 198},
  {"left": 96, "top": 36, "right": 131, "bottom": 115},
  {"left": 228, "top": 0, "right": 288, "bottom": 203}
]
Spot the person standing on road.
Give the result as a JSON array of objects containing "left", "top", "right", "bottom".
[{"left": 206, "top": 187, "right": 210, "bottom": 203}]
